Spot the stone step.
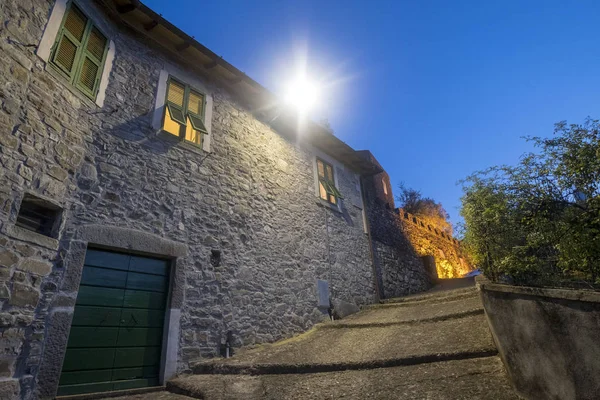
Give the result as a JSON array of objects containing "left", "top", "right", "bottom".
[
  {"left": 379, "top": 286, "right": 478, "bottom": 306},
  {"left": 191, "top": 314, "right": 495, "bottom": 375},
  {"left": 169, "top": 356, "right": 519, "bottom": 400},
  {"left": 328, "top": 295, "right": 484, "bottom": 328}
]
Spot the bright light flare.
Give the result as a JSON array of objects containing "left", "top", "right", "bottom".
[{"left": 285, "top": 74, "right": 320, "bottom": 114}]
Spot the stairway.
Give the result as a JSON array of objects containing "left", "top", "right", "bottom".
[
  {"left": 164, "top": 279, "right": 518, "bottom": 399},
  {"left": 101, "top": 279, "right": 519, "bottom": 400}
]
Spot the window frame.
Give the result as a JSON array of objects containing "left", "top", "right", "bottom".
[
  {"left": 316, "top": 157, "right": 343, "bottom": 205},
  {"left": 162, "top": 76, "right": 208, "bottom": 147},
  {"left": 49, "top": 1, "right": 109, "bottom": 101}
]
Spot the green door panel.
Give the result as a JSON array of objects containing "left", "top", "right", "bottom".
[
  {"left": 59, "top": 249, "right": 169, "bottom": 396},
  {"left": 129, "top": 256, "right": 169, "bottom": 276},
  {"left": 81, "top": 266, "right": 128, "bottom": 288},
  {"left": 117, "top": 328, "right": 163, "bottom": 347},
  {"left": 123, "top": 290, "right": 166, "bottom": 310},
  {"left": 76, "top": 286, "right": 125, "bottom": 307},
  {"left": 84, "top": 249, "right": 130, "bottom": 270},
  {"left": 59, "top": 369, "right": 112, "bottom": 385},
  {"left": 112, "top": 378, "right": 160, "bottom": 391},
  {"left": 71, "top": 306, "right": 123, "bottom": 327},
  {"left": 66, "top": 327, "right": 119, "bottom": 348},
  {"left": 61, "top": 348, "right": 116, "bottom": 371},
  {"left": 126, "top": 272, "right": 168, "bottom": 292},
  {"left": 57, "top": 382, "right": 114, "bottom": 396},
  {"left": 111, "top": 366, "right": 158, "bottom": 381},
  {"left": 119, "top": 309, "right": 165, "bottom": 328},
  {"left": 113, "top": 347, "right": 161, "bottom": 368}
]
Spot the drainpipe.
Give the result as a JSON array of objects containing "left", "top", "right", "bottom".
[{"left": 360, "top": 176, "right": 383, "bottom": 302}]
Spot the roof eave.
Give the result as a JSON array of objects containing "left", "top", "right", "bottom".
[{"left": 98, "top": 0, "right": 382, "bottom": 176}]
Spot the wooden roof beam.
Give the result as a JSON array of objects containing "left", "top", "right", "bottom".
[
  {"left": 176, "top": 41, "right": 190, "bottom": 51},
  {"left": 144, "top": 20, "right": 158, "bottom": 31},
  {"left": 117, "top": 0, "right": 139, "bottom": 14},
  {"left": 204, "top": 61, "right": 218, "bottom": 69}
]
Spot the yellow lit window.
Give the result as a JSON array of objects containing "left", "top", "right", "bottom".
[
  {"left": 317, "top": 158, "right": 343, "bottom": 205},
  {"left": 163, "top": 78, "right": 208, "bottom": 146}
]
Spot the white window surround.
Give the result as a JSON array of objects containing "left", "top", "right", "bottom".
[
  {"left": 36, "top": 0, "right": 115, "bottom": 108},
  {"left": 152, "top": 69, "right": 213, "bottom": 153}
]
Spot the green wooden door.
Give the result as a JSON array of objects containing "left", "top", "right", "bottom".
[{"left": 57, "top": 249, "right": 170, "bottom": 396}]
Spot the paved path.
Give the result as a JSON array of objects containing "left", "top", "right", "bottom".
[{"left": 102, "top": 278, "right": 520, "bottom": 400}]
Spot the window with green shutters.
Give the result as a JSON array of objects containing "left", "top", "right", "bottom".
[
  {"left": 162, "top": 77, "right": 209, "bottom": 147},
  {"left": 317, "top": 158, "right": 343, "bottom": 205},
  {"left": 50, "top": 2, "right": 109, "bottom": 100}
]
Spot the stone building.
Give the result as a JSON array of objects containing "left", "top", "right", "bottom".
[
  {"left": 0, "top": 1, "right": 436, "bottom": 398},
  {"left": 397, "top": 209, "right": 473, "bottom": 278},
  {"left": 360, "top": 150, "right": 474, "bottom": 295}
]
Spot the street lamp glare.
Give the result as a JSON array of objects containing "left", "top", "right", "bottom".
[{"left": 285, "top": 75, "right": 319, "bottom": 113}]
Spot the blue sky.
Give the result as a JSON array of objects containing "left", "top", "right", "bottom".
[{"left": 144, "top": 0, "right": 600, "bottom": 226}]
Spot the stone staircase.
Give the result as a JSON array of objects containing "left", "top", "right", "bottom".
[
  {"left": 165, "top": 279, "right": 519, "bottom": 399},
  {"left": 104, "top": 279, "right": 520, "bottom": 400}
]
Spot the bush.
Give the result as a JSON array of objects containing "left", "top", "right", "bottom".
[{"left": 460, "top": 118, "right": 600, "bottom": 287}]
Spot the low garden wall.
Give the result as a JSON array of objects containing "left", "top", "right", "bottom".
[{"left": 479, "top": 281, "right": 600, "bottom": 400}]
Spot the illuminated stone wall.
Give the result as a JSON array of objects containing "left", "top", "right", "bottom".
[
  {"left": 359, "top": 151, "right": 433, "bottom": 299},
  {"left": 359, "top": 150, "right": 474, "bottom": 300},
  {"left": 398, "top": 209, "right": 473, "bottom": 278},
  {"left": 0, "top": 1, "right": 376, "bottom": 397}
]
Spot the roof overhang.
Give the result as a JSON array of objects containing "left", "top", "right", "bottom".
[{"left": 96, "top": 0, "right": 382, "bottom": 176}]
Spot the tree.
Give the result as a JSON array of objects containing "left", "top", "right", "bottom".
[
  {"left": 396, "top": 182, "right": 452, "bottom": 234},
  {"left": 460, "top": 118, "right": 600, "bottom": 286}
]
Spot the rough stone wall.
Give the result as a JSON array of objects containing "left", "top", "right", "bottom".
[
  {"left": 367, "top": 202, "right": 432, "bottom": 299},
  {"left": 0, "top": 1, "right": 375, "bottom": 398},
  {"left": 399, "top": 209, "right": 473, "bottom": 278},
  {"left": 357, "top": 151, "right": 432, "bottom": 299}
]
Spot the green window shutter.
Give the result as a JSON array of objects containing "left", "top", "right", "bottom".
[
  {"left": 51, "top": 4, "right": 108, "bottom": 100},
  {"left": 166, "top": 103, "right": 186, "bottom": 125},
  {"left": 330, "top": 185, "right": 344, "bottom": 199},
  {"left": 188, "top": 114, "right": 208, "bottom": 133},
  {"left": 52, "top": 34, "right": 79, "bottom": 75},
  {"left": 319, "top": 177, "right": 344, "bottom": 200},
  {"left": 165, "top": 80, "right": 187, "bottom": 125},
  {"left": 51, "top": 4, "right": 88, "bottom": 78},
  {"left": 75, "top": 25, "right": 108, "bottom": 98},
  {"left": 187, "top": 90, "right": 208, "bottom": 134}
]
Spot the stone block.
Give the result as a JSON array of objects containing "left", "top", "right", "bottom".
[
  {"left": 9, "top": 283, "right": 40, "bottom": 308},
  {"left": 0, "top": 283, "right": 8, "bottom": 299},
  {"left": 48, "top": 165, "right": 67, "bottom": 182},
  {"left": 0, "top": 378, "right": 20, "bottom": 400},
  {"left": 0, "top": 250, "right": 18, "bottom": 268},
  {"left": 0, "top": 314, "right": 15, "bottom": 327},
  {"left": 0, "top": 267, "right": 10, "bottom": 281},
  {"left": 0, "top": 357, "right": 16, "bottom": 378},
  {"left": 17, "top": 259, "right": 52, "bottom": 276},
  {"left": 332, "top": 298, "right": 360, "bottom": 319}
]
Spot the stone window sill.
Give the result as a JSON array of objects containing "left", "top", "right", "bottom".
[{"left": 8, "top": 225, "right": 60, "bottom": 250}]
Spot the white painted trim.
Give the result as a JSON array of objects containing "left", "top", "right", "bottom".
[
  {"left": 37, "top": 0, "right": 68, "bottom": 62},
  {"left": 152, "top": 68, "right": 214, "bottom": 153},
  {"left": 95, "top": 40, "right": 115, "bottom": 107},
  {"left": 37, "top": 0, "right": 115, "bottom": 107},
  {"left": 160, "top": 308, "right": 180, "bottom": 383}
]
